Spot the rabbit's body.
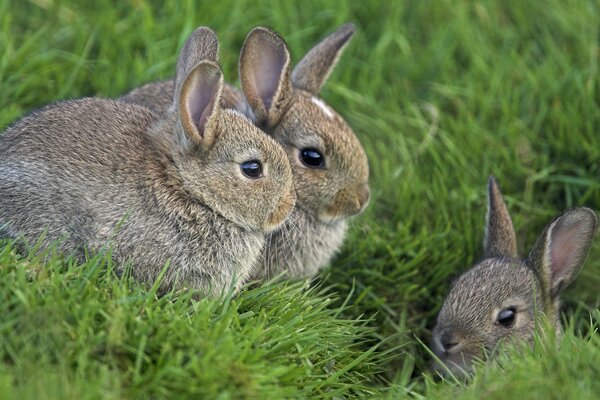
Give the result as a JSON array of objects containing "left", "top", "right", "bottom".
[
  {"left": 0, "top": 27, "right": 296, "bottom": 295},
  {"left": 432, "top": 177, "right": 597, "bottom": 377},
  {"left": 260, "top": 209, "right": 347, "bottom": 279},
  {"left": 121, "top": 79, "right": 174, "bottom": 115},
  {"left": 121, "top": 24, "right": 370, "bottom": 281},
  {"left": 0, "top": 99, "right": 263, "bottom": 293}
]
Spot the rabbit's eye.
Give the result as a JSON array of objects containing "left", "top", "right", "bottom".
[
  {"left": 496, "top": 307, "right": 516, "bottom": 328},
  {"left": 300, "top": 148, "right": 325, "bottom": 169},
  {"left": 240, "top": 160, "right": 262, "bottom": 179}
]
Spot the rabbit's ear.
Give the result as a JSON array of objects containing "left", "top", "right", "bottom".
[
  {"left": 528, "top": 208, "right": 597, "bottom": 299},
  {"left": 173, "top": 27, "right": 219, "bottom": 107},
  {"left": 239, "top": 27, "right": 293, "bottom": 128},
  {"left": 178, "top": 61, "right": 223, "bottom": 148},
  {"left": 484, "top": 176, "right": 517, "bottom": 258},
  {"left": 291, "top": 23, "right": 355, "bottom": 94}
]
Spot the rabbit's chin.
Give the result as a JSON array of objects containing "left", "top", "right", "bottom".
[
  {"left": 432, "top": 352, "right": 478, "bottom": 380},
  {"left": 317, "top": 210, "right": 362, "bottom": 225}
]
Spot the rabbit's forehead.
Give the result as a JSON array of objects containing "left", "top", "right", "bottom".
[
  {"left": 217, "top": 111, "right": 282, "bottom": 160},
  {"left": 279, "top": 94, "right": 369, "bottom": 178},
  {"left": 309, "top": 97, "right": 335, "bottom": 120},
  {"left": 284, "top": 94, "right": 354, "bottom": 146},
  {"left": 443, "top": 260, "right": 538, "bottom": 317}
]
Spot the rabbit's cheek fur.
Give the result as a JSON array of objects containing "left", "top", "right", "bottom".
[
  {"left": 264, "top": 189, "right": 296, "bottom": 231},
  {"left": 436, "top": 319, "right": 537, "bottom": 375},
  {"left": 177, "top": 158, "right": 291, "bottom": 233}
]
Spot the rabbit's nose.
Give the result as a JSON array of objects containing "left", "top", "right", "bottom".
[{"left": 440, "top": 331, "right": 460, "bottom": 353}]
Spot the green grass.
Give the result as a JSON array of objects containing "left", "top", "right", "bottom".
[
  {"left": 1, "top": 0, "right": 599, "bottom": 398},
  {"left": 0, "top": 242, "right": 390, "bottom": 399}
]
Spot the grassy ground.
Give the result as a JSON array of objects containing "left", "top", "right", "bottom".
[{"left": 1, "top": 0, "right": 599, "bottom": 398}]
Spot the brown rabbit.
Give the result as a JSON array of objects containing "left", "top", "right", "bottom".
[
  {"left": 122, "top": 24, "right": 370, "bottom": 280},
  {"left": 431, "top": 176, "right": 597, "bottom": 377},
  {"left": 0, "top": 27, "right": 295, "bottom": 296}
]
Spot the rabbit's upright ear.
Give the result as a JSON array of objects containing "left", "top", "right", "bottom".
[
  {"left": 291, "top": 23, "right": 355, "bottom": 94},
  {"left": 173, "top": 27, "right": 222, "bottom": 148},
  {"left": 484, "top": 176, "right": 518, "bottom": 258},
  {"left": 239, "top": 27, "right": 293, "bottom": 128},
  {"left": 528, "top": 208, "right": 597, "bottom": 299},
  {"left": 174, "top": 27, "right": 219, "bottom": 97},
  {"left": 177, "top": 61, "right": 223, "bottom": 148}
]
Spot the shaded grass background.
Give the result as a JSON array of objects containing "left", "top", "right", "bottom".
[{"left": 0, "top": 0, "right": 599, "bottom": 398}]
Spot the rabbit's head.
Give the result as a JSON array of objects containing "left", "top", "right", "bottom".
[
  {"left": 238, "top": 24, "right": 369, "bottom": 224},
  {"left": 431, "top": 176, "right": 597, "bottom": 377},
  {"left": 155, "top": 27, "right": 295, "bottom": 232}
]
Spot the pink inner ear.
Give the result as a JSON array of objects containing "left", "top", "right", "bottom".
[
  {"left": 549, "top": 220, "right": 586, "bottom": 285},
  {"left": 194, "top": 97, "right": 216, "bottom": 136},
  {"left": 187, "top": 73, "right": 219, "bottom": 136},
  {"left": 253, "top": 45, "right": 286, "bottom": 111}
]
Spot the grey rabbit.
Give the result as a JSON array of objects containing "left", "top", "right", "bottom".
[
  {"left": 122, "top": 23, "right": 370, "bottom": 280},
  {"left": 431, "top": 176, "right": 597, "bottom": 377},
  {"left": 0, "top": 27, "right": 296, "bottom": 296}
]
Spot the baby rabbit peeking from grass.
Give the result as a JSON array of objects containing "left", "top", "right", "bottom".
[{"left": 431, "top": 176, "right": 597, "bottom": 378}]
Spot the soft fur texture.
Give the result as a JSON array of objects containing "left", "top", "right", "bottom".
[
  {"left": 431, "top": 176, "right": 597, "bottom": 377},
  {"left": 0, "top": 27, "right": 296, "bottom": 296},
  {"left": 121, "top": 23, "right": 370, "bottom": 280}
]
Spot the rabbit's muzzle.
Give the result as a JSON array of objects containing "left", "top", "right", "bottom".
[
  {"left": 263, "top": 187, "right": 297, "bottom": 231},
  {"left": 323, "top": 183, "right": 370, "bottom": 221},
  {"left": 431, "top": 328, "right": 484, "bottom": 378}
]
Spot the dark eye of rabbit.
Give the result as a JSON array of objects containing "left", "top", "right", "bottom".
[
  {"left": 240, "top": 160, "right": 262, "bottom": 179},
  {"left": 300, "top": 148, "right": 325, "bottom": 168},
  {"left": 496, "top": 307, "right": 516, "bottom": 328}
]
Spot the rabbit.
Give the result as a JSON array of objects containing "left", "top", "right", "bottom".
[
  {"left": 121, "top": 23, "right": 370, "bottom": 280},
  {"left": 0, "top": 27, "right": 296, "bottom": 296},
  {"left": 431, "top": 176, "right": 597, "bottom": 377}
]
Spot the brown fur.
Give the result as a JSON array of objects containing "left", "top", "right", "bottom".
[
  {"left": 0, "top": 27, "right": 295, "bottom": 296},
  {"left": 432, "top": 176, "right": 597, "bottom": 377},
  {"left": 240, "top": 25, "right": 369, "bottom": 280},
  {"left": 120, "top": 24, "right": 369, "bottom": 280},
  {"left": 121, "top": 78, "right": 176, "bottom": 114}
]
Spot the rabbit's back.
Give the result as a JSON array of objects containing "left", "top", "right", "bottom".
[
  {"left": 0, "top": 98, "right": 156, "bottom": 252},
  {"left": 0, "top": 98, "right": 155, "bottom": 179}
]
